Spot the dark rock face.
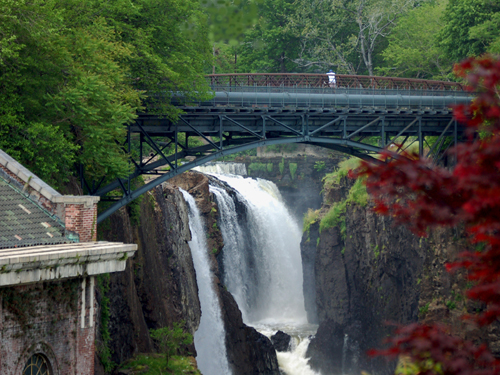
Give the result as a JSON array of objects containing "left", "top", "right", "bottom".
[
  {"left": 220, "top": 285, "right": 280, "bottom": 374},
  {"left": 301, "top": 223, "right": 319, "bottom": 324},
  {"left": 96, "top": 184, "right": 201, "bottom": 372},
  {"left": 303, "top": 175, "right": 500, "bottom": 375},
  {"left": 270, "top": 331, "right": 291, "bottom": 352},
  {"left": 305, "top": 195, "right": 426, "bottom": 375}
]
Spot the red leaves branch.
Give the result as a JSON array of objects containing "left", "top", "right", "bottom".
[
  {"left": 368, "top": 324, "right": 500, "bottom": 375},
  {"left": 357, "top": 56, "right": 500, "bottom": 373}
]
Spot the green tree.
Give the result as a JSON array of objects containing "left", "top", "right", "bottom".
[
  {"left": 377, "top": 0, "right": 453, "bottom": 80},
  {"left": 290, "top": 0, "right": 422, "bottom": 75},
  {"left": 468, "top": 10, "right": 500, "bottom": 54},
  {"left": 0, "top": 0, "right": 140, "bottom": 187},
  {"left": 236, "top": 0, "right": 302, "bottom": 73},
  {"left": 209, "top": 42, "right": 241, "bottom": 74},
  {"left": 150, "top": 322, "right": 193, "bottom": 368},
  {"left": 289, "top": 0, "right": 359, "bottom": 73},
  {"left": 0, "top": 0, "right": 213, "bottom": 188},
  {"left": 439, "top": 0, "right": 500, "bottom": 61}
]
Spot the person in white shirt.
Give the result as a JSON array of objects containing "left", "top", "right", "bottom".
[{"left": 327, "top": 70, "right": 336, "bottom": 88}]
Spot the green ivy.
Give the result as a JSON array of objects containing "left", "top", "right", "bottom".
[
  {"left": 248, "top": 162, "right": 268, "bottom": 174},
  {"left": 279, "top": 157, "right": 285, "bottom": 175},
  {"left": 97, "top": 274, "right": 116, "bottom": 372},
  {"left": 289, "top": 162, "right": 298, "bottom": 180}
]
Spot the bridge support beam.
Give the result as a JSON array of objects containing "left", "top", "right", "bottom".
[{"left": 83, "top": 105, "right": 464, "bottom": 223}]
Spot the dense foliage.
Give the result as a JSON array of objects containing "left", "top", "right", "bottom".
[
  {"left": 214, "top": 0, "right": 500, "bottom": 77},
  {"left": 0, "top": 0, "right": 212, "bottom": 188},
  {"left": 355, "top": 56, "right": 500, "bottom": 374}
]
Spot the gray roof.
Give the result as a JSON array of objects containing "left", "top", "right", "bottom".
[{"left": 0, "top": 174, "right": 74, "bottom": 249}]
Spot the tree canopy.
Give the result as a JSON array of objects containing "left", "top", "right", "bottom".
[
  {"left": 376, "top": 0, "right": 453, "bottom": 80},
  {"left": 215, "top": 0, "right": 500, "bottom": 77},
  {"left": 0, "top": 0, "right": 211, "bottom": 188}
]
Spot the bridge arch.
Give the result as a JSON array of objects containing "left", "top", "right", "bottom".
[{"left": 95, "top": 137, "right": 383, "bottom": 223}]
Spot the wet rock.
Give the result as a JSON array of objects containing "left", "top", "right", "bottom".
[
  {"left": 270, "top": 330, "right": 291, "bottom": 352},
  {"left": 219, "top": 285, "right": 280, "bottom": 375},
  {"left": 305, "top": 178, "right": 426, "bottom": 375}
]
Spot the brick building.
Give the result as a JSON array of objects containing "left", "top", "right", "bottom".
[{"left": 0, "top": 150, "right": 137, "bottom": 375}]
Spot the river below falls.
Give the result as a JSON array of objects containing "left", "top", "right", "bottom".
[{"left": 254, "top": 322, "right": 320, "bottom": 375}]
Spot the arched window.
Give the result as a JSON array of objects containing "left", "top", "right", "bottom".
[{"left": 22, "top": 353, "right": 52, "bottom": 375}]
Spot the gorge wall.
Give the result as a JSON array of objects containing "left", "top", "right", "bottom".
[
  {"left": 302, "top": 175, "right": 498, "bottom": 375},
  {"left": 95, "top": 172, "right": 278, "bottom": 374}
]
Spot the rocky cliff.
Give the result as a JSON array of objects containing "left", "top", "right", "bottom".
[
  {"left": 95, "top": 183, "right": 200, "bottom": 373},
  {"left": 170, "top": 172, "right": 280, "bottom": 375},
  {"left": 96, "top": 171, "right": 279, "bottom": 374},
  {"left": 302, "top": 175, "right": 497, "bottom": 375}
]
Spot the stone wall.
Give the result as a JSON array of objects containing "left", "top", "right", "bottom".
[{"left": 0, "top": 278, "right": 95, "bottom": 375}]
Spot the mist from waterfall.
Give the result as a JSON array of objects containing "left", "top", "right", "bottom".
[{"left": 180, "top": 189, "right": 232, "bottom": 375}]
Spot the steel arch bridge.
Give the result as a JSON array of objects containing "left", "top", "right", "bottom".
[{"left": 91, "top": 73, "right": 474, "bottom": 223}]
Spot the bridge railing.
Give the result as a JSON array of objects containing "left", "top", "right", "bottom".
[{"left": 206, "top": 73, "right": 465, "bottom": 91}]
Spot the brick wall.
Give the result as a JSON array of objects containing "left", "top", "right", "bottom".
[
  {"left": 64, "top": 203, "right": 98, "bottom": 242},
  {"left": 0, "top": 277, "right": 96, "bottom": 375}
]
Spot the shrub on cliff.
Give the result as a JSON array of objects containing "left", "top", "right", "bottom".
[
  {"left": 355, "top": 56, "right": 500, "bottom": 375},
  {"left": 318, "top": 157, "right": 368, "bottom": 235},
  {"left": 150, "top": 322, "right": 193, "bottom": 368}
]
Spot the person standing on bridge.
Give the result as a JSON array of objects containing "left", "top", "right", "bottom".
[{"left": 327, "top": 70, "right": 336, "bottom": 88}]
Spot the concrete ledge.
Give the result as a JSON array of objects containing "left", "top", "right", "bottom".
[
  {"left": 52, "top": 195, "right": 100, "bottom": 208},
  {"left": 0, "top": 242, "right": 137, "bottom": 286},
  {"left": 0, "top": 149, "right": 62, "bottom": 201}
]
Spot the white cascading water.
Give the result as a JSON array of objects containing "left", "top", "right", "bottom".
[
  {"left": 206, "top": 165, "right": 320, "bottom": 375},
  {"left": 342, "top": 334, "right": 349, "bottom": 375},
  {"left": 277, "top": 338, "right": 319, "bottom": 375},
  {"left": 212, "top": 175, "right": 306, "bottom": 323},
  {"left": 180, "top": 189, "right": 232, "bottom": 375},
  {"left": 194, "top": 162, "right": 247, "bottom": 176}
]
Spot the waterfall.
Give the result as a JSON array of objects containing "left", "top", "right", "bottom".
[
  {"left": 210, "top": 175, "right": 306, "bottom": 324},
  {"left": 208, "top": 172, "right": 320, "bottom": 374},
  {"left": 209, "top": 185, "right": 253, "bottom": 320},
  {"left": 194, "top": 162, "right": 247, "bottom": 176},
  {"left": 180, "top": 189, "right": 232, "bottom": 375},
  {"left": 276, "top": 337, "right": 319, "bottom": 375},
  {"left": 342, "top": 334, "right": 349, "bottom": 375}
]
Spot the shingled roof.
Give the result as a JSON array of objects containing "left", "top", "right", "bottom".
[{"left": 0, "top": 171, "right": 74, "bottom": 249}]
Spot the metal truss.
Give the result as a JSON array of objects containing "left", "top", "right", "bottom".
[{"left": 91, "top": 107, "right": 463, "bottom": 224}]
